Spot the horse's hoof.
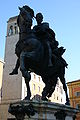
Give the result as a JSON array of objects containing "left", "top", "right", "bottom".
[
  {"left": 47, "top": 93, "right": 52, "bottom": 98},
  {"left": 9, "top": 69, "right": 18, "bottom": 75},
  {"left": 41, "top": 97, "right": 48, "bottom": 101},
  {"left": 65, "top": 99, "right": 70, "bottom": 105},
  {"left": 24, "top": 96, "right": 30, "bottom": 100},
  {"left": 65, "top": 101, "right": 70, "bottom": 105}
]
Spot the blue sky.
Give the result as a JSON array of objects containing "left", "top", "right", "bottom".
[{"left": 0, "top": 0, "right": 80, "bottom": 82}]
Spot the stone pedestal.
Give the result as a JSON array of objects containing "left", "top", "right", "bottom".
[{"left": 8, "top": 100, "right": 79, "bottom": 120}]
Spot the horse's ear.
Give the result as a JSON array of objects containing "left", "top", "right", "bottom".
[{"left": 18, "top": 6, "right": 21, "bottom": 11}]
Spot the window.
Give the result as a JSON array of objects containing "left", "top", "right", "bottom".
[
  {"left": 33, "top": 84, "right": 35, "bottom": 90},
  {"left": 38, "top": 86, "right": 40, "bottom": 92},
  {"left": 8, "top": 25, "right": 13, "bottom": 35},
  {"left": 14, "top": 23, "right": 17, "bottom": 25},
  {"left": 76, "top": 104, "right": 80, "bottom": 109},
  {"left": 54, "top": 94, "right": 55, "bottom": 99},
  {"left": 57, "top": 96, "right": 58, "bottom": 100},
  {"left": 57, "top": 87, "right": 58, "bottom": 92},
  {"left": 61, "top": 98, "right": 62, "bottom": 102},
  {"left": 34, "top": 74, "right": 36, "bottom": 79},
  {"left": 75, "top": 92, "right": 80, "bottom": 97},
  {"left": 14, "top": 26, "right": 18, "bottom": 34},
  {"left": 38, "top": 77, "right": 40, "bottom": 82},
  {"left": 57, "top": 80, "right": 59, "bottom": 85},
  {"left": 60, "top": 86, "right": 63, "bottom": 94}
]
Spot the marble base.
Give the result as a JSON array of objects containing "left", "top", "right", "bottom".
[{"left": 8, "top": 100, "right": 79, "bottom": 120}]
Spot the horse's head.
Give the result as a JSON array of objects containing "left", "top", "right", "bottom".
[
  {"left": 19, "top": 6, "right": 34, "bottom": 17},
  {"left": 23, "top": 5, "right": 34, "bottom": 18},
  {"left": 18, "top": 5, "right": 34, "bottom": 28}
]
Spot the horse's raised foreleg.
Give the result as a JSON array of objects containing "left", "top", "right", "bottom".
[
  {"left": 20, "top": 51, "right": 31, "bottom": 81},
  {"left": 9, "top": 58, "right": 20, "bottom": 75},
  {"left": 60, "top": 75, "right": 70, "bottom": 105}
]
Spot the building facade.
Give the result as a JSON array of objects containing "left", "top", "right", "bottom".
[
  {"left": 0, "top": 59, "right": 4, "bottom": 102},
  {"left": 67, "top": 80, "right": 80, "bottom": 120},
  {"left": 0, "top": 16, "right": 65, "bottom": 120}
]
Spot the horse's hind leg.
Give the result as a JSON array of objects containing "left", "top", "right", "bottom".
[
  {"left": 24, "top": 78, "right": 31, "bottom": 100},
  {"left": 20, "top": 52, "right": 31, "bottom": 81},
  {"left": 60, "top": 75, "right": 70, "bottom": 105},
  {"left": 42, "top": 79, "right": 52, "bottom": 101},
  {"left": 47, "top": 77, "right": 58, "bottom": 98},
  {"left": 42, "top": 85, "right": 49, "bottom": 101}
]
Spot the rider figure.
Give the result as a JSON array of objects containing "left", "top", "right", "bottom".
[{"left": 33, "top": 13, "right": 58, "bottom": 66}]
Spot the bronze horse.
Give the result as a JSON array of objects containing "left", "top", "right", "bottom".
[{"left": 10, "top": 5, "right": 70, "bottom": 105}]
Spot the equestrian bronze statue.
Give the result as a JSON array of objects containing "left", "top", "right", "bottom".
[{"left": 10, "top": 5, "right": 70, "bottom": 105}]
